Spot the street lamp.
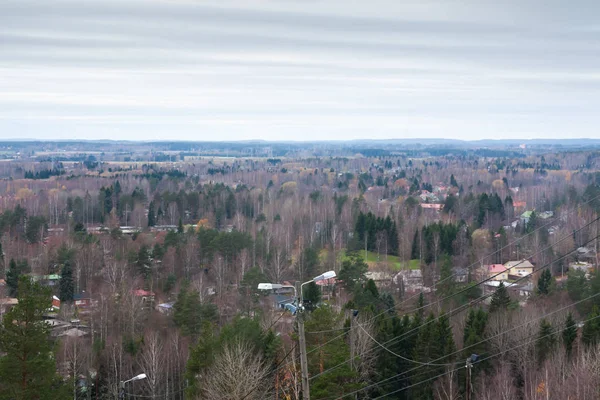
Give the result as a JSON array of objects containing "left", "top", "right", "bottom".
[
  {"left": 259, "top": 271, "right": 336, "bottom": 400},
  {"left": 120, "top": 373, "right": 147, "bottom": 399}
]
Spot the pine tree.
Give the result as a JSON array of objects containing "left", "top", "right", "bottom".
[
  {"left": 562, "top": 312, "right": 577, "bottom": 357},
  {"left": 536, "top": 319, "right": 555, "bottom": 365},
  {"left": 0, "top": 276, "right": 69, "bottom": 399},
  {"left": 59, "top": 261, "right": 74, "bottom": 302},
  {"left": 489, "top": 282, "right": 511, "bottom": 313},
  {"left": 537, "top": 269, "right": 554, "bottom": 295},
  {"left": 177, "top": 217, "right": 184, "bottom": 234}
]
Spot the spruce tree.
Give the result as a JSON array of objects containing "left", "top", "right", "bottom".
[
  {"left": 147, "top": 200, "right": 156, "bottom": 227},
  {"left": 562, "top": 312, "right": 577, "bottom": 357},
  {"left": 6, "top": 259, "right": 21, "bottom": 297},
  {"left": 537, "top": 269, "right": 554, "bottom": 295},
  {"left": 438, "top": 254, "right": 455, "bottom": 297},
  {"left": 177, "top": 217, "right": 184, "bottom": 233},
  {"left": 489, "top": 282, "right": 511, "bottom": 313},
  {"left": 411, "top": 229, "right": 419, "bottom": 260},
  {"left": 582, "top": 306, "right": 600, "bottom": 347},
  {"left": 59, "top": 261, "right": 74, "bottom": 302},
  {"left": 536, "top": 319, "right": 555, "bottom": 365}
]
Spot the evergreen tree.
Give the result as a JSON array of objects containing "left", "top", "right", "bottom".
[
  {"left": 6, "top": 258, "right": 28, "bottom": 297},
  {"left": 536, "top": 319, "right": 555, "bottom": 365},
  {"left": 450, "top": 174, "right": 458, "bottom": 187},
  {"left": 410, "top": 229, "right": 420, "bottom": 260},
  {"left": 489, "top": 282, "right": 511, "bottom": 313},
  {"left": 302, "top": 281, "right": 322, "bottom": 312},
  {"left": 59, "top": 261, "right": 74, "bottom": 302},
  {"left": 174, "top": 283, "right": 218, "bottom": 337},
  {"left": 147, "top": 200, "right": 156, "bottom": 227},
  {"left": 177, "top": 217, "right": 184, "bottom": 234},
  {"left": 438, "top": 254, "right": 455, "bottom": 298},
  {"left": 582, "top": 306, "right": 600, "bottom": 347},
  {"left": 537, "top": 269, "right": 555, "bottom": 295},
  {"left": 562, "top": 312, "right": 577, "bottom": 357},
  {"left": 0, "top": 276, "right": 69, "bottom": 399},
  {"left": 338, "top": 253, "right": 368, "bottom": 291}
]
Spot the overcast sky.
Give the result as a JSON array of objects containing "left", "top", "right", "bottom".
[{"left": 1, "top": 0, "right": 600, "bottom": 141}]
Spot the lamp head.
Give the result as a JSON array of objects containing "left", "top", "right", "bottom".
[{"left": 314, "top": 270, "right": 336, "bottom": 281}]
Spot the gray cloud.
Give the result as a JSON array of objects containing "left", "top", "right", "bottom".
[{"left": 1, "top": 0, "right": 599, "bottom": 140}]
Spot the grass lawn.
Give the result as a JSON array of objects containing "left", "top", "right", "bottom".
[{"left": 325, "top": 249, "right": 421, "bottom": 271}]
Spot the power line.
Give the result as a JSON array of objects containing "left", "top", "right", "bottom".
[
  {"left": 309, "top": 224, "right": 599, "bottom": 382},
  {"left": 318, "top": 288, "right": 600, "bottom": 400},
  {"left": 304, "top": 194, "right": 600, "bottom": 352},
  {"left": 372, "top": 312, "right": 600, "bottom": 399},
  {"left": 357, "top": 323, "right": 455, "bottom": 367}
]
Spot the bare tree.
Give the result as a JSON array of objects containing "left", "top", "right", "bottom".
[
  {"left": 201, "top": 341, "right": 273, "bottom": 400},
  {"left": 139, "top": 331, "right": 165, "bottom": 399}
]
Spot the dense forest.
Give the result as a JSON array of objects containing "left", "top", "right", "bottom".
[{"left": 1, "top": 143, "right": 600, "bottom": 399}]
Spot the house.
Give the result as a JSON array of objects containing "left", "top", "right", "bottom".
[
  {"left": 513, "top": 200, "right": 526, "bottom": 210},
  {"left": 74, "top": 292, "right": 92, "bottom": 309},
  {"left": 133, "top": 289, "right": 155, "bottom": 304},
  {"left": 32, "top": 274, "right": 61, "bottom": 287},
  {"left": 52, "top": 295, "right": 60, "bottom": 311},
  {"left": 538, "top": 211, "right": 554, "bottom": 220},
  {"left": 483, "top": 280, "right": 517, "bottom": 297},
  {"left": 365, "top": 271, "right": 393, "bottom": 286},
  {"left": 0, "top": 297, "right": 18, "bottom": 315},
  {"left": 504, "top": 260, "right": 534, "bottom": 277},
  {"left": 569, "top": 261, "right": 593, "bottom": 278},
  {"left": 157, "top": 302, "right": 175, "bottom": 315},
  {"left": 576, "top": 247, "right": 597, "bottom": 261},
  {"left": 511, "top": 282, "right": 534, "bottom": 299},
  {"left": 420, "top": 203, "right": 443, "bottom": 211},
  {"left": 487, "top": 264, "right": 509, "bottom": 281},
  {"left": 454, "top": 267, "right": 468, "bottom": 283},
  {"left": 393, "top": 270, "right": 430, "bottom": 293}
]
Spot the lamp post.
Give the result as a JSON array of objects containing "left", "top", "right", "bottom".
[
  {"left": 259, "top": 270, "right": 336, "bottom": 400},
  {"left": 119, "top": 373, "right": 146, "bottom": 399}
]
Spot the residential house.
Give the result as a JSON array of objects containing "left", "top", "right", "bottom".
[
  {"left": 393, "top": 270, "right": 430, "bottom": 293},
  {"left": 32, "top": 274, "right": 61, "bottom": 287},
  {"left": 157, "top": 302, "right": 175, "bottom": 315},
  {"left": 505, "top": 260, "right": 535, "bottom": 277},
  {"left": 508, "top": 282, "right": 534, "bottom": 302},
  {"left": 576, "top": 247, "right": 597, "bottom": 261},
  {"left": 420, "top": 203, "right": 443, "bottom": 211},
  {"left": 365, "top": 271, "right": 393, "bottom": 287},
  {"left": 569, "top": 261, "right": 593, "bottom": 278},
  {"left": 74, "top": 292, "right": 92, "bottom": 309},
  {"left": 133, "top": 289, "right": 155, "bottom": 304},
  {"left": 538, "top": 211, "right": 554, "bottom": 220},
  {"left": 454, "top": 267, "right": 468, "bottom": 283},
  {"left": 483, "top": 280, "right": 517, "bottom": 297},
  {"left": 487, "top": 264, "right": 509, "bottom": 281}
]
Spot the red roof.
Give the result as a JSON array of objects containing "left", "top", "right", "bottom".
[
  {"left": 133, "top": 289, "right": 155, "bottom": 297},
  {"left": 488, "top": 264, "right": 507, "bottom": 273}
]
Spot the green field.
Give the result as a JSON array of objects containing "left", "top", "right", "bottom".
[{"left": 324, "top": 249, "right": 421, "bottom": 271}]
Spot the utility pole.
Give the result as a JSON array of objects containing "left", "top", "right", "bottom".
[
  {"left": 465, "top": 354, "right": 477, "bottom": 400},
  {"left": 298, "top": 280, "right": 310, "bottom": 400},
  {"left": 298, "top": 314, "right": 310, "bottom": 400}
]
